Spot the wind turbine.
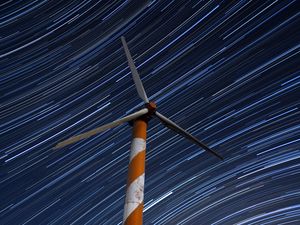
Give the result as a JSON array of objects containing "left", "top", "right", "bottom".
[{"left": 54, "top": 36, "right": 223, "bottom": 225}]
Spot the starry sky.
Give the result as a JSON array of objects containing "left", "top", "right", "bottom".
[{"left": 1, "top": 0, "right": 300, "bottom": 224}]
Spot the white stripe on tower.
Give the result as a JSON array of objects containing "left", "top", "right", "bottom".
[
  {"left": 129, "top": 138, "right": 146, "bottom": 161},
  {"left": 123, "top": 172, "right": 145, "bottom": 219}
]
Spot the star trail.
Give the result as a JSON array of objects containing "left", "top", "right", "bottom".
[{"left": 0, "top": 0, "right": 300, "bottom": 224}]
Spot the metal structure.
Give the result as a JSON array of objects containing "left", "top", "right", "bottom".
[{"left": 55, "top": 36, "right": 223, "bottom": 225}]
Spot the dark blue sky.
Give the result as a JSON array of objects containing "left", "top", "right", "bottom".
[{"left": 0, "top": 0, "right": 300, "bottom": 224}]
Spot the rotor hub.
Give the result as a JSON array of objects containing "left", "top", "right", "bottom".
[{"left": 145, "top": 101, "right": 157, "bottom": 115}]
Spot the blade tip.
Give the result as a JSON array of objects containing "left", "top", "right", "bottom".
[
  {"left": 215, "top": 152, "right": 224, "bottom": 160},
  {"left": 213, "top": 151, "right": 223, "bottom": 161},
  {"left": 53, "top": 142, "right": 64, "bottom": 150},
  {"left": 121, "top": 36, "right": 126, "bottom": 43}
]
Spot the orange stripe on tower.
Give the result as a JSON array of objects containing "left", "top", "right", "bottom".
[
  {"left": 127, "top": 151, "right": 145, "bottom": 185},
  {"left": 123, "top": 118, "right": 148, "bottom": 225},
  {"left": 132, "top": 119, "right": 147, "bottom": 139},
  {"left": 124, "top": 203, "right": 144, "bottom": 225}
]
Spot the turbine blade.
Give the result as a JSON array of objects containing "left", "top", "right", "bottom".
[
  {"left": 155, "top": 111, "right": 223, "bottom": 160},
  {"left": 54, "top": 108, "right": 149, "bottom": 149},
  {"left": 121, "top": 36, "right": 149, "bottom": 103}
]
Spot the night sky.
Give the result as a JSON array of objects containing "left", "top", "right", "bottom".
[{"left": 1, "top": 0, "right": 300, "bottom": 224}]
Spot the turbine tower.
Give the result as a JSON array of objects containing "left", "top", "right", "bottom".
[{"left": 55, "top": 36, "right": 223, "bottom": 225}]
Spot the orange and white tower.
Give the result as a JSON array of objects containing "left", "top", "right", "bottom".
[{"left": 123, "top": 118, "right": 148, "bottom": 225}]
